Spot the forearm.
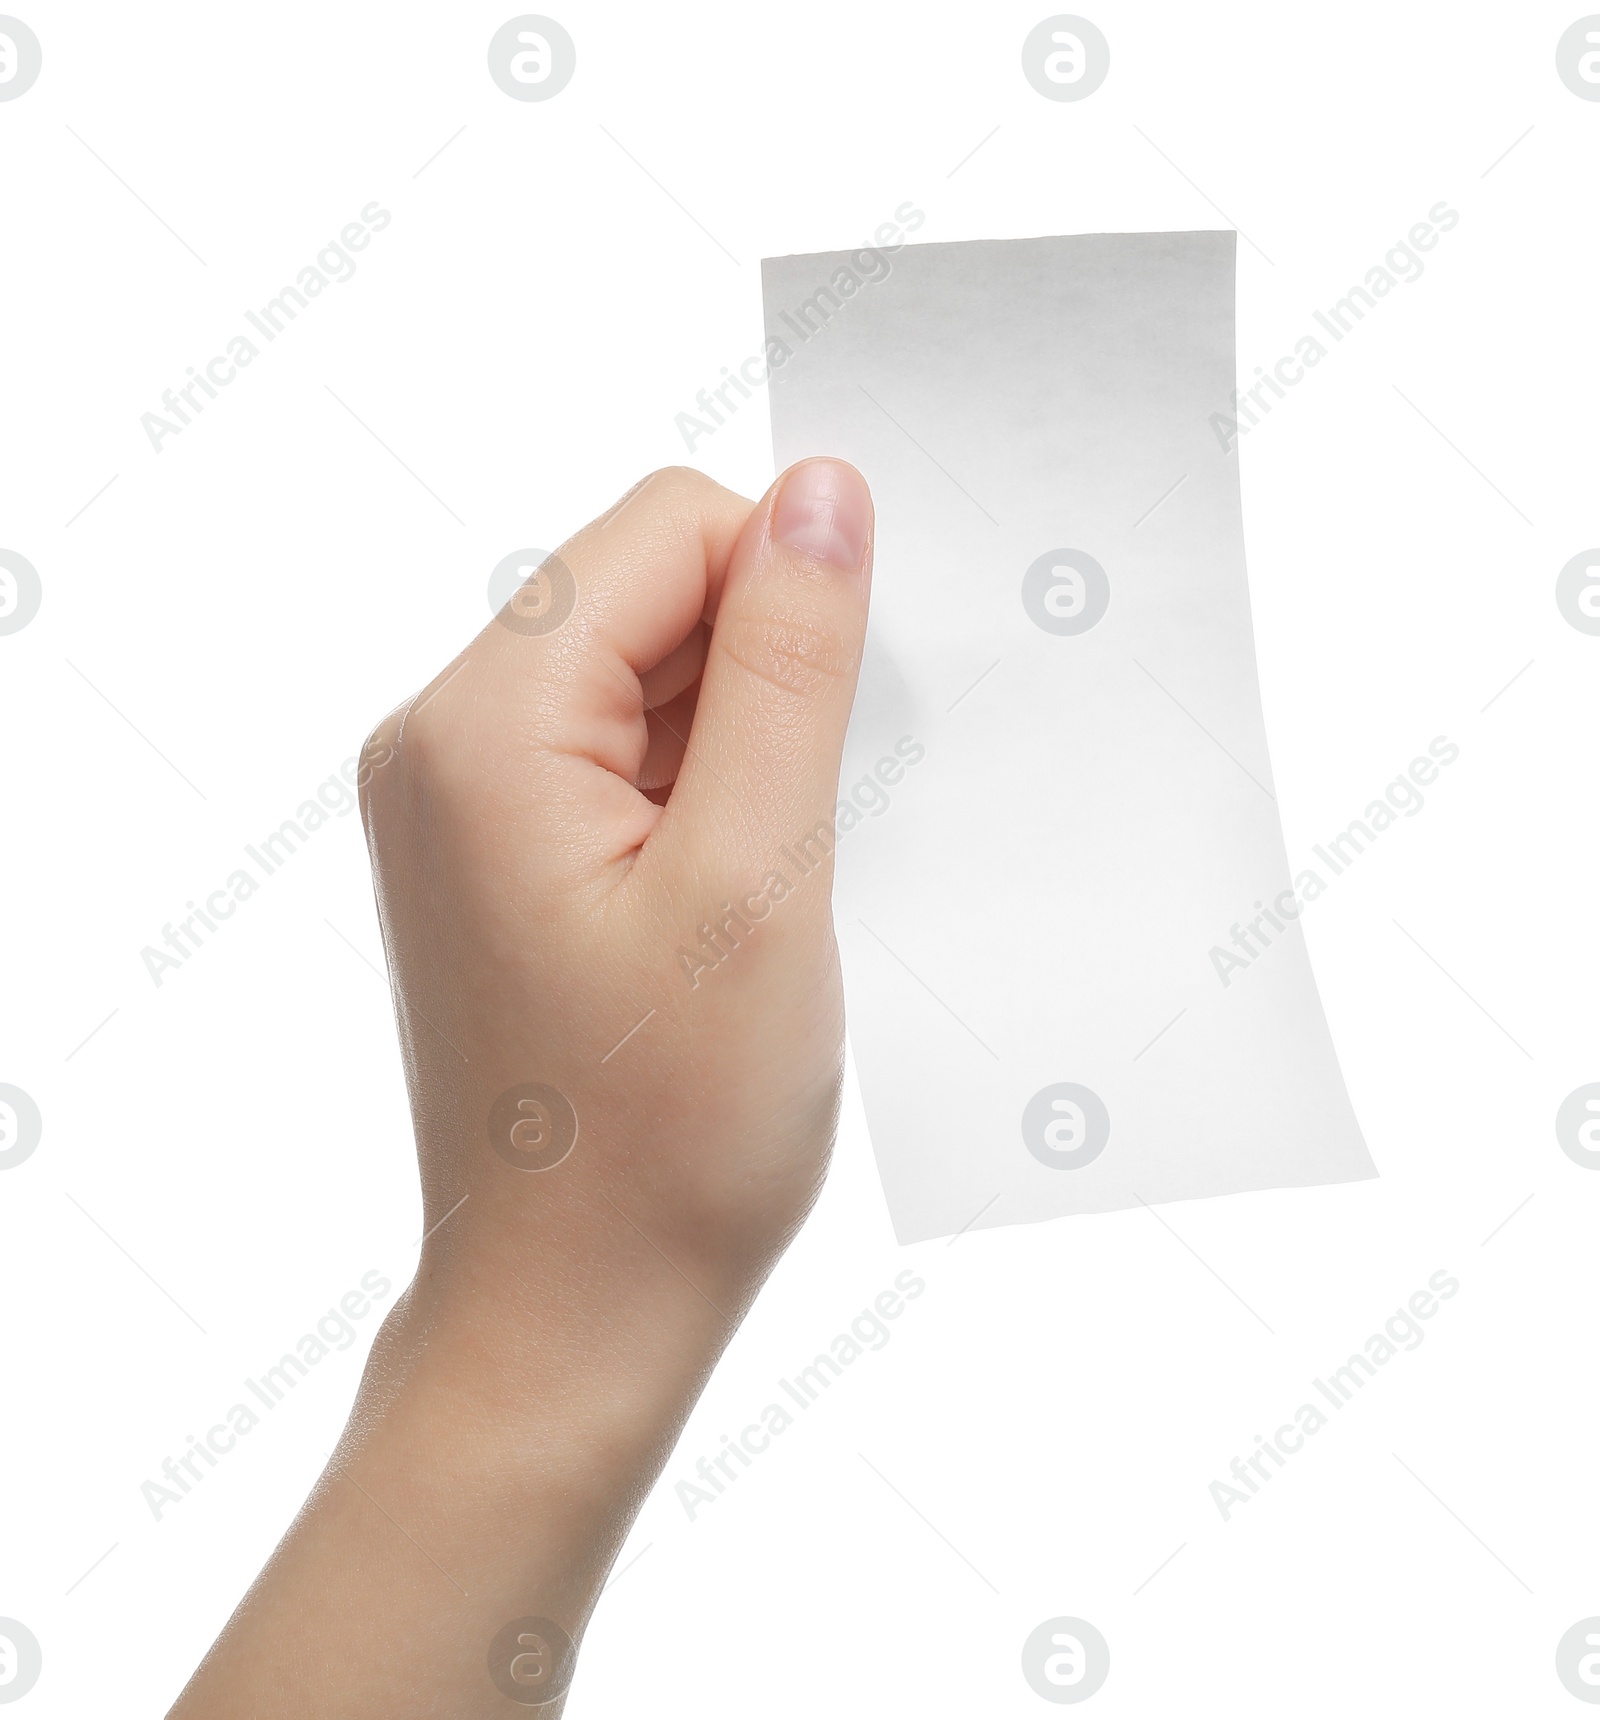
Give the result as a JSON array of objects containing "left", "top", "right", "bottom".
[{"left": 169, "top": 1254, "right": 730, "bottom": 1717}]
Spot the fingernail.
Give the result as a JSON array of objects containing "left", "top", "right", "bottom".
[{"left": 772, "top": 459, "right": 872, "bottom": 574}]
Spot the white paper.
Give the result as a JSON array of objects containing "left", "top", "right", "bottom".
[{"left": 762, "top": 230, "right": 1376, "bottom": 1244}]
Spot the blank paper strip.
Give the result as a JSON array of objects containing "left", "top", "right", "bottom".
[{"left": 762, "top": 230, "right": 1376, "bottom": 1244}]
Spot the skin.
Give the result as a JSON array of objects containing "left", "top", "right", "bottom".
[{"left": 168, "top": 458, "right": 875, "bottom": 1717}]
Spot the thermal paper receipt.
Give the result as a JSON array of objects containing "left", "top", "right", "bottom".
[{"left": 761, "top": 230, "right": 1375, "bottom": 1243}]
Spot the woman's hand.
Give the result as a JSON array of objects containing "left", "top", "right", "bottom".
[{"left": 169, "top": 459, "right": 874, "bottom": 1717}]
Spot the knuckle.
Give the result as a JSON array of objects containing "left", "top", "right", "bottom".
[
  {"left": 596, "top": 465, "right": 737, "bottom": 535},
  {"left": 622, "top": 466, "right": 713, "bottom": 521},
  {"left": 588, "top": 464, "right": 719, "bottom": 536},
  {"left": 645, "top": 464, "right": 718, "bottom": 501},
  {"left": 388, "top": 697, "right": 471, "bottom": 797},
  {"left": 585, "top": 467, "right": 759, "bottom": 585},
  {"left": 354, "top": 711, "right": 405, "bottom": 822},
  {"left": 719, "top": 605, "right": 856, "bottom": 698},
  {"left": 355, "top": 683, "right": 463, "bottom": 830}
]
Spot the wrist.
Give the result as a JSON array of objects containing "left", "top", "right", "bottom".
[{"left": 352, "top": 1256, "right": 727, "bottom": 1518}]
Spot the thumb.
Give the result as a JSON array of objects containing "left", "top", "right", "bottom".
[{"left": 662, "top": 457, "right": 874, "bottom": 890}]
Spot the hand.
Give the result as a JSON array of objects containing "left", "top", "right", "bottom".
[{"left": 169, "top": 459, "right": 874, "bottom": 1717}]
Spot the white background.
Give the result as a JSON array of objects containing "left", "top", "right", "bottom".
[{"left": 2, "top": 1, "right": 1597, "bottom": 1713}]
